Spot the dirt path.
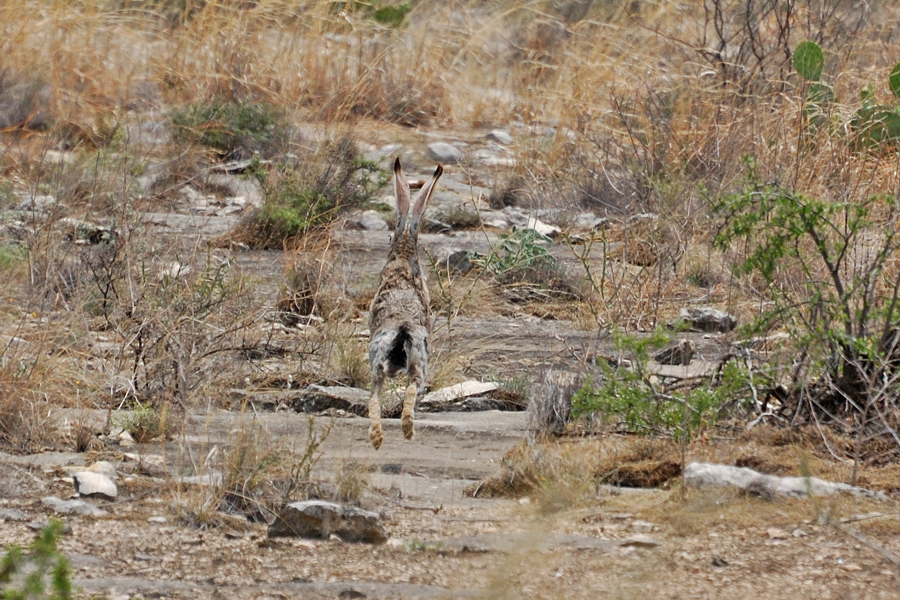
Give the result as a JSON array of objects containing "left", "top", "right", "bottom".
[{"left": 3, "top": 408, "right": 900, "bottom": 599}]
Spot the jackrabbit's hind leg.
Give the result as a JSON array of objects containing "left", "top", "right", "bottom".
[
  {"left": 401, "top": 380, "right": 416, "bottom": 440},
  {"left": 368, "top": 379, "right": 384, "bottom": 450}
]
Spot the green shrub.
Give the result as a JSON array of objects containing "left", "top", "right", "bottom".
[
  {"left": 572, "top": 327, "right": 747, "bottom": 438},
  {"left": 234, "top": 138, "right": 384, "bottom": 248},
  {"left": 170, "top": 100, "right": 287, "bottom": 160}
]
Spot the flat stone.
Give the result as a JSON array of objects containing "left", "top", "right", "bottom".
[
  {"left": 421, "top": 381, "right": 499, "bottom": 406},
  {"left": 684, "top": 462, "right": 888, "bottom": 500},
  {"left": 620, "top": 534, "right": 661, "bottom": 548},
  {"left": 293, "top": 385, "right": 368, "bottom": 416},
  {"left": 631, "top": 520, "right": 655, "bottom": 533},
  {"left": 42, "top": 496, "right": 107, "bottom": 517},
  {"left": 73, "top": 471, "right": 118, "bottom": 498},
  {"left": 268, "top": 500, "right": 387, "bottom": 544},
  {"left": 0, "top": 508, "right": 28, "bottom": 521},
  {"left": 427, "top": 142, "right": 463, "bottom": 164},
  {"left": 678, "top": 307, "right": 737, "bottom": 333},
  {"left": 346, "top": 210, "right": 388, "bottom": 231},
  {"left": 767, "top": 527, "right": 789, "bottom": 540},
  {"left": 87, "top": 461, "right": 118, "bottom": 480},
  {"left": 486, "top": 130, "right": 513, "bottom": 145},
  {"left": 123, "top": 453, "right": 167, "bottom": 477}
]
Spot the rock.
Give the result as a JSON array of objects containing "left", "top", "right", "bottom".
[
  {"left": 42, "top": 496, "right": 107, "bottom": 517},
  {"left": 683, "top": 462, "right": 888, "bottom": 500},
  {"left": 767, "top": 527, "right": 789, "bottom": 540},
  {"left": 209, "top": 158, "right": 271, "bottom": 174},
  {"left": 678, "top": 307, "right": 737, "bottom": 333},
  {"left": 347, "top": 210, "right": 389, "bottom": 231},
  {"left": 123, "top": 453, "right": 167, "bottom": 477},
  {"left": 28, "top": 519, "right": 72, "bottom": 534},
  {"left": 525, "top": 216, "right": 560, "bottom": 239},
  {"left": 427, "top": 142, "right": 463, "bottom": 164},
  {"left": 620, "top": 535, "right": 661, "bottom": 548},
  {"left": 631, "top": 520, "right": 655, "bottom": 533},
  {"left": 87, "top": 461, "right": 118, "bottom": 480},
  {"left": 72, "top": 471, "right": 118, "bottom": 499},
  {"left": 205, "top": 173, "right": 263, "bottom": 207},
  {"left": 486, "top": 129, "right": 513, "bottom": 145},
  {"left": 420, "top": 381, "right": 499, "bottom": 406},
  {"left": 177, "top": 472, "right": 222, "bottom": 486},
  {"left": 421, "top": 218, "right": 452, "bottom": 234},
  {"left": 293, "top": 385, "right": 368, "bottom": 416},
  {"left": 148, "top": 516, "right": 168, "bottom": 524},
  {"left": 0, "top": 507, "right": 28, "bottom": 521},
  {"left": 268, "top": 500, "right": 387, "bottom": 544},
  {"left": 16, "top": 194, "right": 58, "bottom": 213},
  {"left": 501, "top": 206, "right": 529, "bottom": 227},
  {"left": 379, "top": 143, "right": 403, "bottom": 158},
  {"left": 438, "top": 250, "right": 480, "bottom": 275},
  {"left": 573, "top": 213, "right": 609, "bottom": 231},
  {"left": 653, "top": 340, "right": 694, "bottom": 366},
  {"left": 473, "top": 149, "right": 516, "bottom": 167},
  {"left": 57, "top": 217, "right": 116, "bottom": 245},
  {"left": 118, "top": 430, "right": 135, "bottom": 447}
]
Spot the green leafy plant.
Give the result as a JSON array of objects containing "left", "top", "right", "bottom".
[
  {"left": 572, "top": 327, "right": 747, "bottom": 438},
  {"left": 235, "top": 138, "right": 384, "bottom": 248},
  {"left": 793, "top": 39, "right": 900, "bottom": 149},
  {"left": 792, "top": 40, "right": 835, "bottom": 135},
  {"left": 170, "top": 100, "right": 287, "bottom": 160},
  {"left": 1, "top": 519, "right": 72, "bottom": 600},
  {"left": 337, "top": 1, "right": 412, "bottom": 28},
  {"left": 479, "top": 227, "right": 556, "bottom": 276},
  {"left": 712, "top": 157, "right": 900, "bottom": 437}
]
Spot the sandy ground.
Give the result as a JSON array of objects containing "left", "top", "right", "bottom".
[{"left": 2, "top": 408, "right": 899, "bottom": 600}]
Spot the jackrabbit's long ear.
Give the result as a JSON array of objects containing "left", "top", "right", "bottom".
[
  {"left": 394, "top": 157, "right": 411, "bottom": 231},
  {"left": 409, "top": 164, "right": 443, "bottom": 235}
]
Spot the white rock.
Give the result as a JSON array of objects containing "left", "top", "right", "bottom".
[
  {"left": 525, "top": 216, "right": 561, "bottom": 239},
  {"left": 684, "top": 462, "right": 888, "bottom": 500},
  {"left": 118, "top": 430, "right": 135, "bottom": 447},
  {"left": 72, "top": 471, "right": 118, "bottom": 499},
  {"left": 421, "top": 381, "right": 499, "bottom": 406},
  {"left": 148, "top": 516, "right": 168, "bottom": 524},
  {"left": 487, "top": 129, "right": 513, "bottom": 145},
  {"left": 352, "top": 210, "right": 389, "bottom": 231},
  {"left": 87, "top": 461, "right": 118, "bottom": 480},
  {"left": 427, "top": 142, "right": 463, "bottom": 164}
]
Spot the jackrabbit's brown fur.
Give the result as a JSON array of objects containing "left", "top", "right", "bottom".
[{"left": 367, "top": 158, "right": 443, "bottom": 449}]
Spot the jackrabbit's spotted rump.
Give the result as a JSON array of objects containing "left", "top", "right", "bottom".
[{"left": 367, "top": 158, "right": 442, "bottom": 450}]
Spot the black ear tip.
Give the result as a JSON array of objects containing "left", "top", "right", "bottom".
[
  {"left": 394, "top": 157, "right": 402, "bottom": 172},
  {"left": 434, "top": 164, "right": 443, "bottom": 177}
]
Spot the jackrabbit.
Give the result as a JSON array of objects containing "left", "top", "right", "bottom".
[{"left": 367, "top": 158, "right": 443, "bottom": 450}]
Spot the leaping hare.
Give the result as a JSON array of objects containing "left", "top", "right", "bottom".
[{"left": 367, "top": 158, "right": 443, "bottom": 450}]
